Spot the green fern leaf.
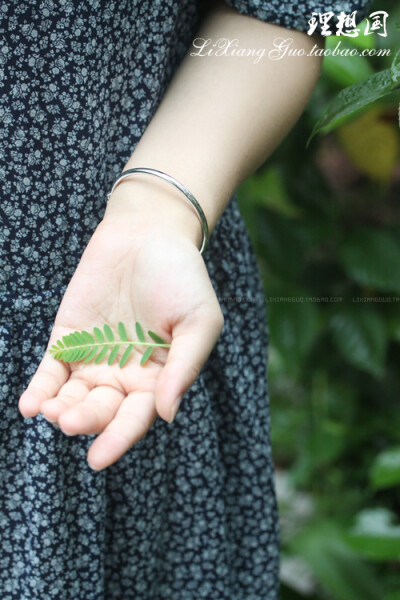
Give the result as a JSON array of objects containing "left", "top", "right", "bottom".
[
  {"left": 118, "top": 321, "right": 127, "bottom": 341},
  {"left": 69, "top": 332, "right": 80, "bottom": 345},
  {"left": 136, "top": 321, "right": 145, "bottom": 343},
  {"left": 108, "top": 344, "right": 120, "bottom": 365},
  {"left": 66, "top": 333, "right": 75, "bottom": 346},
  {"left": 148, "top": 330, "right": 166, "bottom": 344},
  {"left": 82, "top": 330, "right": 95, "bottom": 344},
  {"left": 50, "top": 322, "right": 171, "bottom": 369},
  {"left": 63, "top": 349, "right": 75, "bottom": 361},
  {"left": 93, "top": 327, "right": 104, "bottom": 343},
  {"left": 80, "top": 346, "right": 94, "bottom": 360},
  {"left": 76, "top": 332, "right": 85, "bottom": 344},
  {"left": 104, "top": 324, "right": 114, "bottom": 342},
  {"left": 94, "top": 346, "right": 109, "bottom": 364},
  {"left": 76, "top": 348, "right": 88, "bottom": 360},
  {"left": 119, "top": 345, "right": 133, "bottom": 368},
  {"left": 84, "top": 347, "right": 98, "bottom": 363},
  {"left": 140, "top": 346, "right": 154, "bottom": 365}
]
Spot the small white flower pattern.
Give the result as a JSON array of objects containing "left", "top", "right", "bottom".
[
  {"left": 0, "top": 0, "right": 371, "bottom": 598},
  {"left": 225, "top": 0, "right": 372, "bottom": 32}
]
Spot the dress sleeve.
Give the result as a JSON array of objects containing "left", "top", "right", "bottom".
[{"left": 223, "top": 0, "right": 374, "bottom": 33}]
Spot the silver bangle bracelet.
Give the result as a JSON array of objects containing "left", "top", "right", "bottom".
[{"left": 107, "top": 167, "right": 209, "bottom": 255}]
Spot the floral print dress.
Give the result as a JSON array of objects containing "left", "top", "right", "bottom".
[{"left": 0, "top": 0, "right": 372, "bottom": 598}]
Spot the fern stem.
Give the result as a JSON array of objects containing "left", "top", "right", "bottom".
[{"left": 53, "top": 341, "right": 171, "bottom": 350}]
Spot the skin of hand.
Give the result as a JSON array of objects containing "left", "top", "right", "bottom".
[
  {"left": 18, "top": 182, "right": 223, "bottom": 471},
  {"left": 18, "top": 1, "right": 323, "bottom": 471}
]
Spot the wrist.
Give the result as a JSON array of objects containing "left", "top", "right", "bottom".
[{"left": 103, "top": 176, "right": 203, "bottom": 250}]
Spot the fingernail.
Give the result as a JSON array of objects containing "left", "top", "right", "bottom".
[
  {"left": 42, "top": 414, "right": 57, "bottom": 425},
  {"left": 169, "top": 396, "right": 182, "bottom": 424}
]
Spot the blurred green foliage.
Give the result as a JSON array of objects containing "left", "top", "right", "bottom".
[{"left": 237, "top": 2, "right": 400, "bottom": 598}]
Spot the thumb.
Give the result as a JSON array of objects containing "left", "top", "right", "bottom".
[{"left": 155, "top": 305, "right": 224, "bottom": 423}]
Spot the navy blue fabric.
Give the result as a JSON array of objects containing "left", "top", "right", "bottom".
[
  {"left": 0, "top": 2, "right": 280, "bottom": 598},
  {"left": 225, "top": 0, "right": 373, "bottom": 32}
]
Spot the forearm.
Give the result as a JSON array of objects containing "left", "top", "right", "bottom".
[{"left": 104, "top": 1, "right": 323, "bottom": 245}]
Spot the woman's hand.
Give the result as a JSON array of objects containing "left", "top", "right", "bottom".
[{"left": 18, "top": 181, "right": 224, "bottom": 471}]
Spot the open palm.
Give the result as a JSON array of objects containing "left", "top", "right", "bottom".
[{"left": 18, "top": 218, "right": 224, "bottom": 470}]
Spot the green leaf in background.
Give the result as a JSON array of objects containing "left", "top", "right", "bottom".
[
  {"left": 238, "top": 167, "right": 301, "bottom": 218},
  {"left": 336, "top": 110, "right": 399, "bottom": 184},
  {"left": 292, "top": 521, "right": 381, "bottom": 600},
  {"left": 279, "top": 582, "right": 315, "bottom": 600},
  {"left": 330, "top": 307, "right": 387, "bottom": 378},
  {"left": 308, "top": 68, "right": 394, "bottom": 142},
  {"left": 385, "top": 593, "right": 400, "bottom": 600},
  {"left": 339, "top": 228, "right": 400, "bottom": 294},
  {"left": 387, "top": 310, "right": 400, "bottom": 343},
  {"left": 391, "top": 49, "right": 400, "bottom": 89},
  {"left": 268, "top": 294, "right": 320, "bottom": 375},
  {"left": 370, "top": 447, "right": 400, "bottom": 489},
  {"left": 256, "top": 210, "right": 308, "bottom": 280},
  {"left": 348, "top": 509, "right": 400, "bottom": 561},
  {"left": 306, "top": 420, "right": 348, "bottom": 467},
  {"left": 330, "top": 23, "right": 375, "bottom": 51},
  {"left": 322, "top": 52, "right": 374, "bottom": 88},
  {"left": 240, "top": 16, "right": 400, "bottom": 594}
]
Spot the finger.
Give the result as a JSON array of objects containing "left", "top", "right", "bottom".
[
  {"left": 40, "top": 377, "right": 91, "bottom": 423},
  {"left": 58, "top": 385, "right": 125, "bottom": 436},
  {"left": 18, "top": 353, "right": 70, "bottom": 418},
  {"left": 87, "top": 392, "right": 157, "bottom": 471},
  {"left": 155, "top": 305, "right": 224, "bottom": 424}
]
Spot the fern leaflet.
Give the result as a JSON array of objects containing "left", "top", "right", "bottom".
[{"left": 49, "top": 321, "right": 170, "bottom": 368}]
